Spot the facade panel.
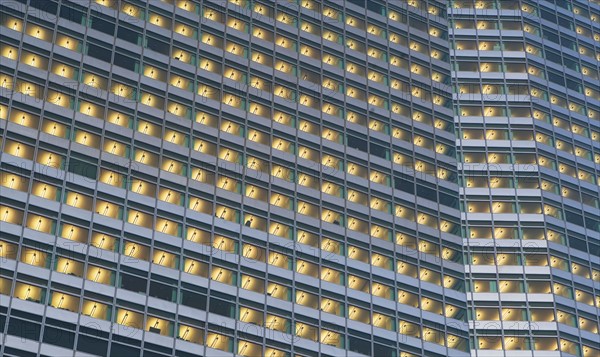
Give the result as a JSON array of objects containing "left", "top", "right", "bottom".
[
  {"left": 0, "top": 1, "right": 469, "bottom": 357},
  {"left": 1, "top": 1, "right": 598, "bottom": 357},
  {"left": 449, "top": 0, "right": 600, "bottom": 356}
]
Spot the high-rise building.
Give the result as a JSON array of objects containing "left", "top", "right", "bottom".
[
  {"left": 0, "top": 1, "right": 470, "bottom": 357},
  {"left": 0, "top": 1, "right": 598, "bottom": 357},
  {"left": 449, "top": 0, "right": 600, "bottom": 356}
]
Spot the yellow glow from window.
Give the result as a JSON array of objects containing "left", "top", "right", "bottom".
[
  {"left": 116, "top": 309, "right": 143, "bottom": 329},
  {"left": 80, "top": 102, "right": 102, "bottom": 117},
  {"left": 50, "top": 292, "right": 79, "bottom": 312},
  {"left": 21, "top": 52, "right": 44, "bottom": 69},
  {"left": 127, "top": 210, "right": 151, "bottom": 227},
  {"left": 75, "top": 130, "right": 100, "bottom": 149},
  {"left": 98, "top": 112, "right": 123, "bottom": 129},
  {"left": 81, "top": 300, "right": 108, "bottom": 320},
  {"left": 167, "top": 102, "right": 187, "bottom": 117},
  {"left": 46, "top": 90, "right": 71, "bottom": 108},
  {"left": 277, "top": 12, "right": 294, "bottom": 25},
  {"left": 41, "top": 118, "right": 66, "bottom": 136},
  {"left": 200, "top": 57, "right": 219, "bottom": 73},
  {"left": 121, "top": 2, "right": 141, "bottom": 16},
  {"left": 111, "top": 83, "right": 130, "bottom": 98},
  {"left": 149, "top": 14, "right": 168, "bottom": 28},
  {"left": 27, "top": 214, "right": 53, "bottom": 233},
  {"left": 206, "top": 333, "right": 229, "bottom": 351},
  {"left": 5, "top": 18, "right": 23, "bottom": 32},
  {"left": 56, "top": 35, "right": 78, "bottom": 52},
  {"left": 140, "top": 93, "right": 156, "bottom": 107},
  {"left": 15, "top": 283, "right": 42, "bottom": 302},
  {"left": 26, "top": 26, "right": 50, "bottom": 41},
  {"left": 241, "top": 104, "right": 263, "bottom": 119}
]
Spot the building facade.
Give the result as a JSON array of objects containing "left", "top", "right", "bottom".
[
  {"left": 0, "top": 1, "right": 597, "bottom": 357},
  {"left": 0, "top": 1, "right": 470, "bottom": 357},
  {"left": 450, "top": 0, "right": 600, "bottom": 356}
]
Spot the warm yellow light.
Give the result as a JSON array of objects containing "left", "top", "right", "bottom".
[{"left": 79, "top": 102, "right": 102, "bottom": 117}]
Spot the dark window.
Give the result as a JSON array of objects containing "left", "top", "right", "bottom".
[
  {"left": 77, "top": 335, "right": 108, "bottom": 356},
  {"left": 149, "top": 281, "right": 174, "bottom": 301},
  {"left": 175, "top": 351, "right": 197, "bottom": 357},
  {"left": 568, "top": 236, "right": 587, "bottom": 253},
  {"left": 439, "top": 191, "right": 459, "bottom": 209},
  {"left": 46, "top": 317, "right": 76, "bottom": 330},
  {"left": 566, "top": 79, "right": 581, "bottom": 92},
  {"left": 113, "top": 334, "right": 141, "bottom": 346},
  {"left": 4, "top": 347, "right": 37, "bottom": 357},
  {"left": 43, "top": 327, "right": 75, "bottom": 349},
  {"left": 565, "top": 210, "right": 583, "bottom": 226},
  {"left": 445, "top": 170, "right": 458, "bottom": 183},
  {"left": 110, "top": 343, "right": 140, "bottom": 357},
  {"left": 417, "top": 184, "right": 437, "bottom": 202},
  {"left": 117, "top": 26, "right": 140, "bottom": 44},
  {"left": 544, "top": 50, "right": 562, "bottom": 65},
  {"left": 209, "top": 298, "right": 235, "bottom": 318},
  {"left": 394, "top": 176, "right": 414, "bottom": 194},
  {"left": 589, "top": 242, "right": 599, "bottom": 257},
  {"left": 540, "top": 9, "right": 557, "bottom": 23},
  {"left": 374, "top": 343, "right": 395, "bottom": 357},
  {"left": 368, "top": 1, "right": 385, "bottom": 15},
  {"left": 7, "top": 318, "right": 40, "bottom": 341},
  {"left": 146, "top": 37, "right": 170, "bottom": 55},
  {"left": 348, "top": 336, "right": 371, "bottom": 355},
  {"left": 114, "top": 52, "right": 137, "bottom": 71},
  {"left": 585, "top": 215, "right": 599, "bottom": 232},
  {"left": 181, "top": 290, "right": 207, "bottom": 310},
  {"left": 557, "top": 16, "right": 572, "bottom": 30},
  {"left": 67, "top": 158, "right": 97, "bottom": 179},
  {"left": 347, "top": 0, "right": 365, "bottom": 8},
  {"left": 369, "top": 142, "right": 388, "bottom": 159},
  {"left": 80, "top": 325, "right": 109, "bottom": 339},
  {"left": 87, "top": 44, "right": 112, "bottom": 62},
  {"left": 59, "top": 4, "right": 85, "bottom": 24},
  {"left": 560, "top": 36, "right": 575, "bottom": 51},
  {"left": 548, "top": 72, "right": 564, "bottom": 86},
  {"left": 144, "top": 342, "right": 173, "bottom": 355},
  {"left": 120, "top": 273, "right": 147, "bottom": 293},
  {"left": 91, "top": 16, "right": 115, "bottom": 36},
  {"left": 30, "top": 0, "right": 58, "bottom": 14},
  {"left": 542, "top": 30, "right": 559, "bottom": 44},
  {"left": 347, "top": 135, "right": 368, "bottom": 152}
]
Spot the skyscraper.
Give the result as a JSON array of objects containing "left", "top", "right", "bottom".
[
  {"left": 0, "top": 1, "right": 469, "bottom": 356},
  {"left": 450, "top": 0, "right": 599, "bottom": 356},
  {"left": 0, "top": 1, "right": 597, "bottom": 357}
]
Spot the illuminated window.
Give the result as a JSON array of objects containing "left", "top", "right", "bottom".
[
  {"left": 15, "top": 282, "right": 43, "bottom": 303},
  {"left": 86, "top": 265, "right": 113, "bottom": 285},
  {"left": 238, "top": 341, "right": 262, "bottom": 357},
  {"left": 20, "top": 246, "right": 47, "bottom": 268},
  {"left": 183, "top": 258, "right": 208, "bottom": 277},
  {"left": 148, "top": 12, "right": 171, "bottom": 29},
  {"left": 116, "top": 308, "right": 143, "bottom": 329},
  {"left": 266, "top": 10, "right": 288, "bottom": 26},
  {"left": 26, "top": 214, "right": 54, "bottom": 234},
  {"left": 50, "top": 291, "right": 80, "bottom": 312},
  {"left": 211, "top": 266, "right": 234, "bottom": 285},
  {"left": 82, "top": 299, "right": 109, "bottom": 320},
  {"left": 205, "top": 333, "right": 231, "bottom": 352},
  {"left": 348, "top": 306, "right": 370, "bottom": 324}
]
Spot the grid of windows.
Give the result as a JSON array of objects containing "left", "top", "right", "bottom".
[
  {"left": 0, "top": 1, "right": 469, "bottom": 356},
  {"left": 451, "top": 0, "right": 600, "bottom": 356},
  {"left": 2, "top": 1, "right": 598, "bottom": 356}
]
